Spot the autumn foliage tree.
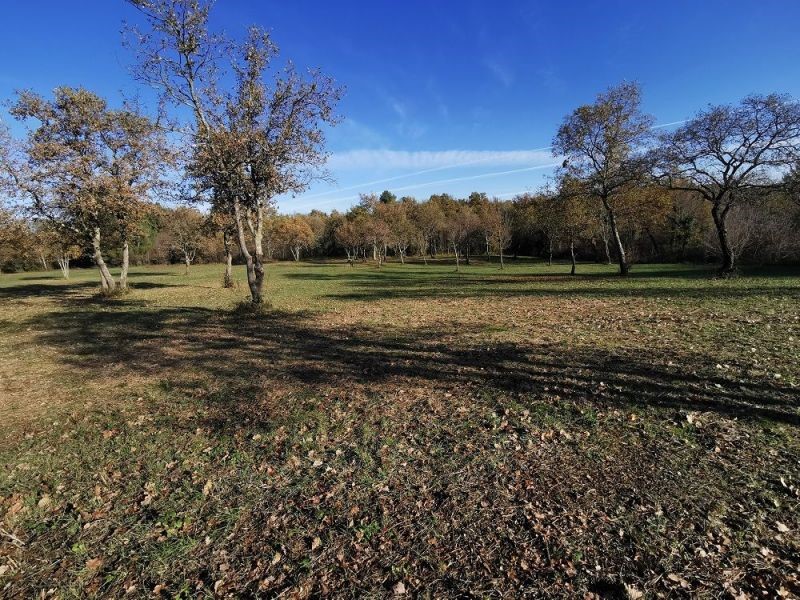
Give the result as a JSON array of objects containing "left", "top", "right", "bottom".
[
  {"left": 554, "top": 82, "right": 655, "bottom": 275},
  {"left": 2, "top": 87, "right": 168, "bottom": 292},
  {"left": 127, "top": 0, "right": 341, "bottom": 304},
  {"left": 274, "top": 215, "right": 316, "bottom": 261},
  {"left": 655, "top": 94, "right": 800, "bottom": 275},
  {"left": 164, "top": 206, "right": 205, "bottom": 274}
]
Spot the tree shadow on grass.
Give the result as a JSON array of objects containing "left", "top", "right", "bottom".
[
  {"left": 0, "top": 281, "right": 100, "bottom": 300},
  {"left": 0, "top": 280, "right": 178, "bottom": 301},
  {"left": 25, "top": 303, "right": 800, "bottom": 430}
]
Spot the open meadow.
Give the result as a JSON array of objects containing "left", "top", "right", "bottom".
[{"left": 1, "top": 260, "right": 798, "bottom": 598}]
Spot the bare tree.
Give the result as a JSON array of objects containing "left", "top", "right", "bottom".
[
  {"left": 444, "top": 203, "right": 479, "bottom": 271},
  {"left": 204, "top": 206, "right": 238, "bottom": 286},
  {"left": 553, "top": 82, "right": 655, "bottom": 275},
  {"left": 31, "top": 222, "right": 81, "bottom": 278},
  {"left": 555, "top": 177, "right": 593, "bottom": 275},
  {"left": 483, "top": 200, "right": 513, "bottom": 269},
  {"left": 531, "top": 192, "right": 562, "bottom": 266},
  {"left": 411, "top": 201, "right": 444, "bottom": 265},
  {"left": 166, "top": 206, "right": 204, "bottom": 274},
  {"left": 126, "top": 0, "right": 341, "bottom": 304},
  {"left": 655, "top": 94, "right": 800, "bottom": 275}
]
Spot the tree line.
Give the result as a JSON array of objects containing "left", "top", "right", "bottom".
[{"left": 2, "top": 0, "right": 800, "bottom": 304}]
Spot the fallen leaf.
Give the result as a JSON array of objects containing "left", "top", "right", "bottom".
[
  {"left": 85, "top": 558, "right": 103, "bottom": 571},
  {"left": 624, "top": 584, "right": 644, "bottom": 599}
]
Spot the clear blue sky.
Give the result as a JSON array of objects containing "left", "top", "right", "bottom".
[{"left": 2, "top": 1, "right": 799, "bottom": 213}]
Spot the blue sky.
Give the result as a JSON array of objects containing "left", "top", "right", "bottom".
[{"left": 2, "top": 1, "right": 799, "bottom": 213}]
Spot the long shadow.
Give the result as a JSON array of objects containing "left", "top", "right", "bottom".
[
  {"left": 25, "top": 303, "right": 800, "bottom": 429},
  {"left": 125, "top": 271, "right": 179, "bottom": 278},
  {"left": 0, "top": 280, "right": 177, "bottom": 301},
  {"left": 329, "top": 283, "right": 800, "bottom": 301},
  {"left": 283, "top": 266, "right": 800, "bottom": 302},
  {"left": 0, "top": 281, "right": 99, "bottom": 300}
]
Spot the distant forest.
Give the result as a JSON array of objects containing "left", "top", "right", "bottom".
[{"left": 2, "top": 183, "right": 799, "bottom": 275}]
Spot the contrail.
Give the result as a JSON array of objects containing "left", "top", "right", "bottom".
[
  {"left": 288, "top": 118, "right": 689, "bottom": 211},
  {"left": 299, "top": 145, "right": 554, "bottom": 201},
  {"left": 651, "top": 119, "right": 689, "bottom": 129}
]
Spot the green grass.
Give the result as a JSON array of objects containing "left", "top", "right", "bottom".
[{"left": 0, "top": 259, "right": 799, "bottom": 598}]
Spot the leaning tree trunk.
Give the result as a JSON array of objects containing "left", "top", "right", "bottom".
[
  {"left": 233, "top": 200, "right": 265, "bottom": 304},
  {"left": 603, "top": 198, "right": 629, "bottom": 276},
  {"left": 39, "top": 252, "right": 48, "bottom": 271},
  {"left": 569, "top": 237, "right": 577, "bottom": 276},
  {"left": 120, "top": 240, "right": 130, "bottom": 290},
  {"left": 92, "top": 226, "right": 116, "bottom": 292},
  {"left": 711, "top": 201, "right": 735, "bottom": 276}
]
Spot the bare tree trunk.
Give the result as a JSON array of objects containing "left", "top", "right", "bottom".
[
  {"left": 647, "top": 229, "right": 661, "bottom": 260},
  {"left": 120, "top": 240, "right": 130, "bottom": 290},
  {"left": 548, "top": 239, "right": 553, "bottom": 266},
  {"left": 603, "top": 198, "right": 629, "bottom": 276},
  {"left": 570, "top": 237, "right": 577, "bottom": 276},
  {"left": 422, "top": 241, "right": 428, "bottom": 265},
  {"left": 92, "top": 226, "right": 116, "bottom": 292},
  {"left": 39, "top": 252, "right": 48, "bottom": 270},
  {"left": 223, "top": 230, "right": 234, "bottom": 288},
  {"left": 712, "top": 201, "right": 735, "bottom": 276},
  {"left": 499, "top": 250, "right": 504, "bottom": 270},
  {"left": 453, "top": 242, "right": 460, "bottom": 272},
  {"left": 57, "top": 254, "right": 70, "bottom": 279},
  {"left": 601, "top": 217, "right": 612, "bottom": 264}
]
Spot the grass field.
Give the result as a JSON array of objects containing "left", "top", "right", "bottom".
[{"left": 1, "top": 259, "right": 799, "bottom": 598}]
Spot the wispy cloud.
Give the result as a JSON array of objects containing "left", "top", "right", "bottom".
[
  {"left": 328, "top": 148, "right": 555, "bottom": 170},
  {"left": 388, "top": 98, "right": 408, "bottom": 119},
  {"left": 483, "top": 58, "right": 514, "bottom": 87},
  {"left": 333, "top": 118, "right": 389, "bottom": 148}
]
